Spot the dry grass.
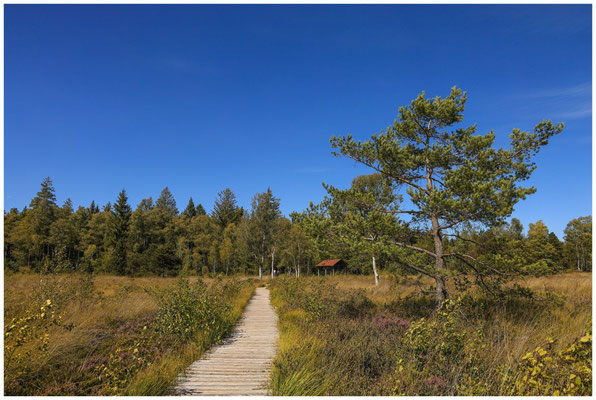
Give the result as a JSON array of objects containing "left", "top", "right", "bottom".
[
  {"left": 4, "top": 273, "right": 257, "bottom": 396},
  {"left": 269, "top": 271, "right": 592, "bottom": 396}
]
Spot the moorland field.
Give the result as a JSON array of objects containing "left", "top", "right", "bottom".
[{"left": 3, "top": 271, "right": 591, "bottom": 396}]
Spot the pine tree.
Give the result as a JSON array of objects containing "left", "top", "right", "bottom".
[
  {"left": 212, "top": 188, "right": 242, "bottom": 229},
  {"left": 29, "top": 177, "right": 58, "bottom": 236},
  {"left": 109, "top": 189, "right": 132, "bottom": 275},
  {"left": 320, "top": 173, "right": 402, "bottom": 285},
  {"left": 329, "top": 87, "right": 563, "bottom": 307},
  {"left": 183, "top": 197, "right": 197, "bottom": 218},
  {"left": 195, "top": 203, "right": 207, "bottom": 215},
  {"left": 156, "top": 187, "right": 178, "bottom": 217},
  {"left": 29, "top": 177, "right": 59, "bottom": 264},
  {"left": 89, "top": 200, "right": 99, "bottom": 214}
]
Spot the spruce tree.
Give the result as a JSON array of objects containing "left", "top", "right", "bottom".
[
  {"left": 212, "top": 188, "right": 242, "bottom": 228},
  {"left": 195, "top": 203, "right": 207, "bottom": 215},
  {"left": 156, "top": 187, "right": 178, "bottom": 217},
  {"left": 89, "top": 200, "right": 99, "bottom": 214},
  {"left": 110, "top": 189, "right": 132, "bottom": 275},
  {"left": 29, "top": 177, "right": 58, "bottom": 264},
  {"left": 183, "top": 197, "right": 197, "bottom": 218},
  {"left": 29, "top": 177, "right": 58, "bottom": 238}
]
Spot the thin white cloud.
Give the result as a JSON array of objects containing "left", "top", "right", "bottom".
[
  {"left": 555, "top": 108, "right": 592, "bottom": 119},
  {"left": 527, "top": 82, "right": 591, "bottom": 99},
  {"left": 523, "top": 82, "right": 592, "bottom": 120}
]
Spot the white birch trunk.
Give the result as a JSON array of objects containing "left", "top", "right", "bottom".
[
  {"left": 372, "top": 256, "right": 379, "bottom": 286},
  {"left": 271, "top": 248, "right": 275, "bottom": 279}
]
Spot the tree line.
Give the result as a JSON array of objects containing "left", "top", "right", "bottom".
[
  {"left": 3, "top": 176, "right": 590, "bottom": 280},
  {"left": 4, "top": 179, "right": 314, "bottom": 278}
]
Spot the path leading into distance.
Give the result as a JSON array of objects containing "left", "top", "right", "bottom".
[{"left": 173, "top": 287, "right": 279, "bottom": 396}]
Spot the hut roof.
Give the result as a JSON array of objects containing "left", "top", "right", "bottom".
[{"left": 316, "top": 259, "right": 346, "bottom": 267}]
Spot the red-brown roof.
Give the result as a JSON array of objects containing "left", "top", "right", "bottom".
[{"left": 316, "top": 259, "right": 345, "bottom": 267}]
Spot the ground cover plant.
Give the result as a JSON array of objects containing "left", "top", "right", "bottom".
[
  {"left": 3, "top": 273, "right": 255, "bottom": 395},
  {"left": 269, "top": 272, "right": 591, "bottom": 396}
]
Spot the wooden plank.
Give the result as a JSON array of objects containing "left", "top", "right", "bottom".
[{"left": 172, "top": 287, "right": 279, "bottom": 396}]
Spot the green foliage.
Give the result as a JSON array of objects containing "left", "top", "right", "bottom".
[
  {"left": 563, "top": 216, "right": 592, "bottom": 271},
  {"left": 507, "top": 320, "right": 591, "bottom": 396},
  {"left": 182, "top": 197, "right": 197, "bottom": 218},
  {"left": 151, "top": 277, "right": 231, "bottom": 342},
  {"left": 322, "top": 87, "right": 564, "bottom": 305},
  {"left": 393, "top": 298, "right": 488, "bottom": 395},
  {"left": 212, "top": 188, "right": 243, "bottom": 228},
  {"left": 245, "top": 188, "right": 283, "bottom": 278},
  {"left": 155, "top": 187, "right": 178, "bottom": 217},
  {"left": 108, "top": 189, "right": 132, "bottom": 274}
]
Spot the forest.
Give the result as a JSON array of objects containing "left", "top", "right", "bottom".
[{"left": 3, "top": 178, "right": 592, "bottom": 280}]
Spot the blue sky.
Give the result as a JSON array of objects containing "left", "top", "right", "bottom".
[{"left": 4, "top": 4, "right": 592, "bottom": 237}]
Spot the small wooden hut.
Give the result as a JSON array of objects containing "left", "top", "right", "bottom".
[{"left": 315, "top": 259, "right": 347, "bottom": 275}]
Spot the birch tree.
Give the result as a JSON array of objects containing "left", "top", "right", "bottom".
[
  {"left": 247, "top": 188, "right": 281, "bottom": 280},
  {"left": 564, "top": 216, "right": 592, "bottom": 271}
]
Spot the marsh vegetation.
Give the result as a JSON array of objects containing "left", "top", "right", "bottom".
[
  {"left": 3, "top": 273, "right": 255, "bottom": 395},
  {"left": 269, "top": 273, "right": 591, "bottom": 396}
]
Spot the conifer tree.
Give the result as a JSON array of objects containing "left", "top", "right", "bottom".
[
  {"left": 195, "top": 203, "right": 207, "bottom": 215},
  {"left": 29, "top": 177, "right": 58, "bottom": 263},
  {"left": 109, "top": 189, "right": 132, "bottom": 275},
  {"left": 212, "top": 188, "right": 242, "bottom": 229},
  {"left": 183, "top": 197, "right": 197, "bottom": 218},
  {"left": 89, "top": 200, "right": 99, "bottom": 214},
  {"left": 320, "top": 173, "right": 402, "bottom": 285},
  {"left": 329, "top": 87, "right": 563, "bottom": 307},
  {"left": 156, "top": 187, "right": 178, "bottom": 217}
]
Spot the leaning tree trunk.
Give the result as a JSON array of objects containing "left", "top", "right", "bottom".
[
  {"left": 431, "top": 215, "right": 448, "bottom": 308},
  {"left": 372, "top": 256, "right": 379, "bottom": 286}
]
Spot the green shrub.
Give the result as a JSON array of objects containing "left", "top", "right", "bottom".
[
  {"left": 507, "top": 319, "right": 592, "bottom": 396},
  {"left": 393, "top": 297, "right": 488, "bottom": 395},
  {"left": 152, "top": 277, "right": 230, "bottom": 343}
]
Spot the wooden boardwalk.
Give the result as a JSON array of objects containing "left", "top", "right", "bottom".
[{"left": 173, "top": 287, "right": 279, "bottom": 396}]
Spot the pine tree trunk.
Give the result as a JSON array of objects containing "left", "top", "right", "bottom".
[
  {"left": 372, "top": 256, "right": 379, "bottom": 286},
  {"left": 431, "top": 215, "right": 447, "bottom": 308}
]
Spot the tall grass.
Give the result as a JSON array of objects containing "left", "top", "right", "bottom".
[
  {"left": 269, "top": 272, "right": 592, "bottom": 396},
  {"left": 4, "top": 273, "right": 256, "bottom": 395}
]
